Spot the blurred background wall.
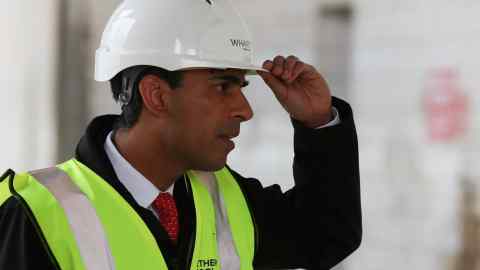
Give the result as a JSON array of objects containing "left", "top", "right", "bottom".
[
  {"left": 2, "top": 0, "right": 480, "bottom": 269},
  {"left": 0, "top": 1, "right": 58, "bottom": 171}
]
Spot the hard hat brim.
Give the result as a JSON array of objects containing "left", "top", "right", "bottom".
[{"left": 95, "top": 49, "right": 267, "bottom": 81}]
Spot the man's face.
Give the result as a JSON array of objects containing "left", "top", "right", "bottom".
[{"left": 165, "top": 68, "right": 253, "bottom": 171}]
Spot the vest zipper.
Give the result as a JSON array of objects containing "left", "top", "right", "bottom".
[
  {"left": 184, "top": 175, "right": 196, "bottom": 270},
  {"left": 233, "top": 172, "right": 260, "bottom": 260},
  {"left": 7, "top": 172, "right": 62, "bottom": 270},
  {"left": 250, "top": 206, "right": 259, "bottom": 257},
  {"left": 241, "top": 190, "right": 259, "bottom": 258}
]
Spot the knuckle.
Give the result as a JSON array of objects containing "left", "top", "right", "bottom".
[
  {"left": 287, "top": 55, "right": 297, "bottom": 61},
  {"left": 273, "top": 66, "right": 283, "bottom": 75},
  {"left": 286, "top": 60, "right": 296, "bottom": 69},
  {"left": 287, "top": 57, "right": 299, "bottom": 69},
  {"left": 295, "top": 61, "right": 305, "bottom": 70},
  {"left": 274, "top": 55, "right": 285, "bottom": 63}
]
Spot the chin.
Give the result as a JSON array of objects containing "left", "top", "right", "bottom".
[
  {"left": 203, "top": 161, "right": 227, "bottom": 172},
  {"left": 195, "top": 156, "right": 228, "bottom": 172}
]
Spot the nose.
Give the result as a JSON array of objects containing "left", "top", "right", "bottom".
[{"left": 230, "top": 90, "right": 254, "bottom": 122}]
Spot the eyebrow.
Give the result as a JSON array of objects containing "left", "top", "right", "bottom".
[{"left": 209, "top": 75, "right": 250, "bottom": 87}]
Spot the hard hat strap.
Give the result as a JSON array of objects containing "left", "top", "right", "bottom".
[{"left": 119, "top": 66, "right": 149, "bottom": 108}]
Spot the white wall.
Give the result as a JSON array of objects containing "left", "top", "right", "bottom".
[
  {"left": 87, "top": 0, "right": 122, "bottom": 120},
  {"left": 0, "top": 1, "right": 59, "bottom": 171},
  {"left": 349, "top": 0, "right": 480, "bottom": 269}
]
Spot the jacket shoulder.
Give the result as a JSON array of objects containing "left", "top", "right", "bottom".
[{"left": 0, "top": 193, "right": 56, "bottom": 269}]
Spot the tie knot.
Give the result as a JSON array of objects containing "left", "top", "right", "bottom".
[
  {"left": 154, "top": 193, "right": 175, "bottom": 209},
  {"left": 152, "top": 192, "right": 179, "bottom": 243}
]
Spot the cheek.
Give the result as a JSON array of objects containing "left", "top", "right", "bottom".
[
  {"left": 173, "top": 108, "right": 216, "bottom": 145},
  {"left": 171, "top": 93, "right": 227, "bottom": 142},
  {"left": 184, "top": 96, "right": 225, "bottom": 128}
]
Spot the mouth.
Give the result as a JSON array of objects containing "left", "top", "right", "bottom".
[
  {"left": 219, "top": 128, "right": 240, "bottom": 139},
  {"left": 223, "top": 132, "right": 239, "bottom": 140},
  {"left": 218, "top": 134, "right": 238, "bottom": 151}
]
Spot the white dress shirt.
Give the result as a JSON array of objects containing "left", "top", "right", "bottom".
[
  {"left": 316, "top": 106, "right": 340, "bottom": 129},
  {"left": 104, "top": 131, "right": 173, "bottom": 218}
]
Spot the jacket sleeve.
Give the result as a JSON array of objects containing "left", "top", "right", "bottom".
[
  {"left": 232, "top": 97, "right": 361, "bottom": 269},
  {"left": 0, "top": 196, "right": 56, "bottom": 269}
]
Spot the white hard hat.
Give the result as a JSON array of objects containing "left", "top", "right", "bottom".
[{"left": 95, "top": 0, "right": 265, "bottom": 82}]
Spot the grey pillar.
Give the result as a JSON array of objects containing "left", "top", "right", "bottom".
[{"left": 55, "top": 0, "right": 91, "bottom": 161}]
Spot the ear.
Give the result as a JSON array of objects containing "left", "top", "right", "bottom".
[{"left": 138, "top": 74, "right": 172, "bottom": 117}]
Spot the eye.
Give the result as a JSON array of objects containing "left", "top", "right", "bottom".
[
  {"left": 214, "top": 80, "right": 249, "bottom": 94},
  {"left": 216, "top": 82, "right": 233, "bottom": 93}
]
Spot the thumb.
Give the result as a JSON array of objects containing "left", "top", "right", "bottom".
[{"left": 258, "top": 71, "right": 287, "bottom": 101}]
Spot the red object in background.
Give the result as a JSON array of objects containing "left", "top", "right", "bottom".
[{"left": 423, "top": 69, "right": 469, "bottom": 142}]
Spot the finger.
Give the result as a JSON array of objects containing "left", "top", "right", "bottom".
[
  {"left": 290, "top": 61, "right": 306, "bottom": 82},
  {"left": 273, "top": 55, "right": 285, "bottom": 64},
  {"left": 284, "top": 55, "right": 298, "bottom": 81},
  {"left": 272, "top": 56, "right": 285, "bottom": 77},
  {"left": 258, "top": 71, "right": 287, "bottom": 101},
  {"left": 262, "top": 60, "right": 274, "bottom": 71}
]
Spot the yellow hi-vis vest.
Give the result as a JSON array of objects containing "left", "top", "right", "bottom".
[{"left": 0, "top": 159, "right": 255, "bottom": 270}]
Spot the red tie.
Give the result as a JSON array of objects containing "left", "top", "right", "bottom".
[{"left": 152, "top": 193, "right": 179, "bottom": 243}]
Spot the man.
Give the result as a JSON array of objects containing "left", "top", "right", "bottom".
[{"left": 0, "top": 0, "right": 361, "bottom": 269}]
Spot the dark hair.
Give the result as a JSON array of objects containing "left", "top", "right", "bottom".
[{"left": 110, "top": 65, "right": 183, "bottom": 129}]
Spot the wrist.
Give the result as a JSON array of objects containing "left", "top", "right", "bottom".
[{"left": 303, "top": 109, "right": 334, "bottom": 129}]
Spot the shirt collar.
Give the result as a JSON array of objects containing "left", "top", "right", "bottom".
[{"left": 104, "top": 131, "right": 173, "bottom": 208}]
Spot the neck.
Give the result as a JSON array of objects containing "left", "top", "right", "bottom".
[{"left": 113, "top": 126, "right": 185, "bottom": 192}]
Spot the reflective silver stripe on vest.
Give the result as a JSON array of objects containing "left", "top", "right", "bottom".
[
  {"left": 30, "top": 168, "right": 116, "bottom": 270},
  {"left": 193, "top": 171, "right": 241, "bottom": 270}
]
